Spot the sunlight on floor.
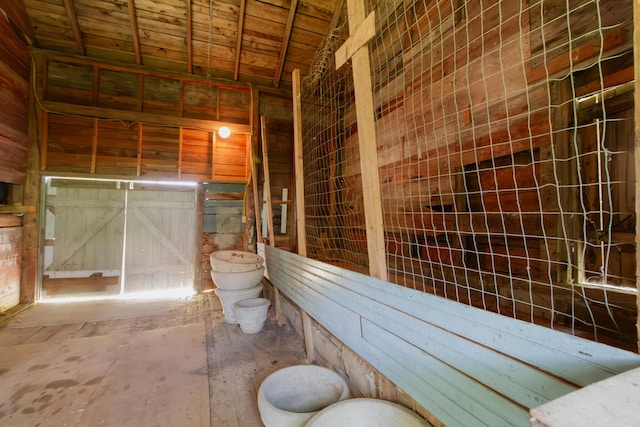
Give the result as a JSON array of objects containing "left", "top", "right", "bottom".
[{"left": 39, "top": 287, "right": 197, "bottom": 304}]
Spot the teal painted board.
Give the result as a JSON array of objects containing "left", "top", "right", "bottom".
[
  {"left": 203, "top": 201, "right": 243, "bottom": 208},
  {"left": 310, "top": 269, "right": 576, "bottom": 405},
  {"left": 267, "top": 251, "right": 553, "bottom": 421},
  {"left": 362, "top": 319, "right": 530, "bottom": 427},
  {"left": 203, "top": 182, "right": 246, "bottom": 193},
  {"left": 267, "top": 259, "right": 363, "bottom": 345},
  {"left": 267, "top": 255, "right": 528, "bottom": 426},
  {"left": 269, "top": 247, "right": 640, "bottom": 384},
  {"left": 264, "top": 246, "right": 640, "bottom": 427}
]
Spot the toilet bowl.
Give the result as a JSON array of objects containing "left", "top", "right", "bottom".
[
  {"left": 214, "top": 284, "right": 263, "bottom": 324},
  {"left": 233, "top": 297, "right": 271, "bottom": 334},
  {"left": 210, "top": 266, "right": 264, "bottom": 290},
  {"left": 210, "top": 250, "right": 264, "bottom": 272},
  {"left": 304, "top": 398, "right": 430, "bottom": 426},
  {"left": 257, "top": 365, "right": 350, "bottom": 427}
]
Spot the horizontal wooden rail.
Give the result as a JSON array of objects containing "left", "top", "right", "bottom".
[{"left": 264, "top": 246, "right": 640, "bottom": 427}]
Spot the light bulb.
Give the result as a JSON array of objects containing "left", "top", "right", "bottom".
[{"left": 218, "top": 126, "right": 231, "bottom": 139}]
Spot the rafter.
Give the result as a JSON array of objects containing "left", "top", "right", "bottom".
[
  {"left": 186, "top": 0, "right": 193, "bottom": 73},
  {"left": 233, "top": 0, "right": 247, "bottom": 80},
  {"left": 273, "top": 0, "right": 298, "bottom": 87},
  {"left": 127, "top": 0, "right": 142, "bottom": 65},
  {"left": 62, "top": 0, "right": 85, "bottom": 56}
]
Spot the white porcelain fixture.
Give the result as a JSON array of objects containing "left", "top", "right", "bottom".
[
  {"left": 210, "top": 250, "right": 264, "bottom": 273},
  {"left": 210, "top": 266, "right": 264, "bottom": 290},
  {"left": 258, "top": 365, "right": 350, "bottom": 427},
  {"left": 214, "top": 284, "right": 263, "bottom": 324},
  {"left": 305, "top": 398, "right": 430, "bottom": 426},
  {"left": 232, "top": 297, "right": 271, "bottom": 334}
]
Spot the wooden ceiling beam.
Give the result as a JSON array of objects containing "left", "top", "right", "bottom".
[
  {"left": 31, "top": 49, "right": 255, "bottom": 93},
  {"left": 273, "top": 0, "right": 299, "bottom": 88},
  {"left": 233, "top": 0, "right": 247, "bottom": 81},
  {"left": 39, "top": 99, "right": 252, "bottom": 134},
  {"left": 127, "top": 0, "right": 142, "bottom": 65},
  {"left": 186, "top": 0, "right": 192, "bottom": 73},
  {"left": 62, "top": 0, "right": 85, "bottom": 55}
]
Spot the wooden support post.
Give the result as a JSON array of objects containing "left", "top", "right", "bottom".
[
  {"left": 292, "top": 70, "right": 307, "bottom": 257},
  {"left": 39, "top": 111, "right": 48, "bottom": 171},
  {"left": 194, "top": 182, "right": 204, "bottom": 292},
  {"left": 260, "top": 117, "right": 276, "bottom": 247},
  {"left": 21, "top": 88, "right": 41, "bottom": 303},
  {"left": 91, "top": 117, "right": 98, "bottom": 174},
  {"left": 186, "top": 0, "right": 193, "bottom": 74},
  {"left": 136, "top": 122, "right": 142, "bottom": 176},
  {"left": 242, "top": 133, "right": 251, "bottom": 250},
  {"left": 92, "top": 64, "right": 99, "bottom": 106},
  {"left": 335, "top": 1, "right": 387, "bottom": 281},
  {"left": 293, "top": 68, "right": 315, "bottom": 362},
  {"left": 178, "top": 127, "right": 184, "bottom": 178},
  {"left": 633, "top": 0, "right": 640, "bottom": 353},
  {"left": 211, "top": 131, "right": 217, "bottom": 181},
  {"left": 251, "top": 138, "right": 263, "bottom": 243},
  {"left": 261, "top": 116, "right": 285, "bottom": 326},
  {"left": 249, "top": 86, "right": 262, "bottom": 246}
]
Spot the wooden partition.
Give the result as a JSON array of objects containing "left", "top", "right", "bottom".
[{"left": 264, "top": 245, "right": 640, "bottom": 427}]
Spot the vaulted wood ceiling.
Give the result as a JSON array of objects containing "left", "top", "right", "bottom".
[{"left": 21, "top": 0, "right": 344, "bottom": 89}]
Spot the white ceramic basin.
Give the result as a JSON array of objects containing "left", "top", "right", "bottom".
[
  {"left": 305, "top": 398, "right": 430, "bottom": 426},
  {"left": 233, "top": 297, "right": 271, "bottom": 334},
  {"left": 210, "top": 266, "right": 264, "bottom": 290},
  {"left": 214, "top": 284, "right": 263, "bottom": 324},
  {"left": 210, "top": 250, "right": 264, "bottom": 273},
  {"left": 258, "top": 365, "right": 350, "bottom": 427}
]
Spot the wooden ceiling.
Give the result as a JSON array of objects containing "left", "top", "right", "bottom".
[{"left": 21, "top": 0, "right": 344, "bottom": 89}]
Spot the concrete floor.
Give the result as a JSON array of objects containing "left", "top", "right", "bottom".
[{"left": 0, "top": 292, "right": 307, "bottom": 426}]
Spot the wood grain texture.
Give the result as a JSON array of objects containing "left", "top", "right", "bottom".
[{"left": 265, "top": 246, "right": 640, "bottom": 427}]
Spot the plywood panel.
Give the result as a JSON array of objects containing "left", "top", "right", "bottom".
[{"left": 0, "top": 226, "right": 22, "bottom": 312}]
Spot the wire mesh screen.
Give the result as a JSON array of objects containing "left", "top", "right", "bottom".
[{"left": 300, "top": 0, "right": 637, "bottom": 350}]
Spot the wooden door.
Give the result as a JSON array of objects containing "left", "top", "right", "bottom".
[
  {"left": 43, "top": 179, "right": 125, "bottom": 297},
  {"left": 123, "top": 184, "right": 196, "bottom": 293}
]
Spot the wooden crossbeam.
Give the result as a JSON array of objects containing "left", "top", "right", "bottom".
[
  {"left": 273, "top": 0, "right": 299, "bottom": 87},
  {"left": 335, "top": 10, "right": 375, "bottom": 69},
  {"left": 62, "top": 0, "right": 85, "bottom": 56},
  {"left": 127, "top": 0, "right": 142, "bottom": 65},
  {"left": 335, "top": 0, "right": 387, "bottom": 281},
  {"left": 233, "top": 0, "right": 247, "bottom": 80},
  {"left": 186, "top": 0, "right": 193, "bottom": 73}
]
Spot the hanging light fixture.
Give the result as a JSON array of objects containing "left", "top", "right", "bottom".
[{"left": 218, "top": 126, "right": 231, "bottom": 139}]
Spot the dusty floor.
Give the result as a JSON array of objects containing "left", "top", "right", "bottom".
[{"left": 0, "top": 292, "right": 307, "bottom": 426}]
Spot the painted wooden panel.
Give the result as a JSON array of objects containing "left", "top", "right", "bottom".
[
  {"left": 0, "top": 226, "right": 22, "bottom": 311},
  {"left": 124, "top": 186, "right": 196, "bottom": 293},
  {"left": 43, "top": 182, "right": 125, "bottom": 297},
  {"left": 264, "top": 246, "right": 640, "bottom": 427}
]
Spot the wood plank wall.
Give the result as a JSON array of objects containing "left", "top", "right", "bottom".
[
  {"left": 0, "top": 0, "right": 31, "bottom": 185},
  {"left": 260, "top": 118, "right": 295, "bottom": 250},
  {"left": 34, "top": 53, "right": 252, "bottom": 182},
  {"left": 311, "top": 0, "right": 636, "bottom": 348}
]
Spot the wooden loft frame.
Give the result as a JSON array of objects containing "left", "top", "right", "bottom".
[{"left": 30, "top": 50, "right": 253, "bottom": 136}]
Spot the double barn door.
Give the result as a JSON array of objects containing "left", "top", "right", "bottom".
[{"left": 42, "top": 179, "right": 196, "bottom": 298}]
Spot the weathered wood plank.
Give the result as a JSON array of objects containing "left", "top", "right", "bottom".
[{"left": 265, "top": 246, "right": 640, "bottom": 427}]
